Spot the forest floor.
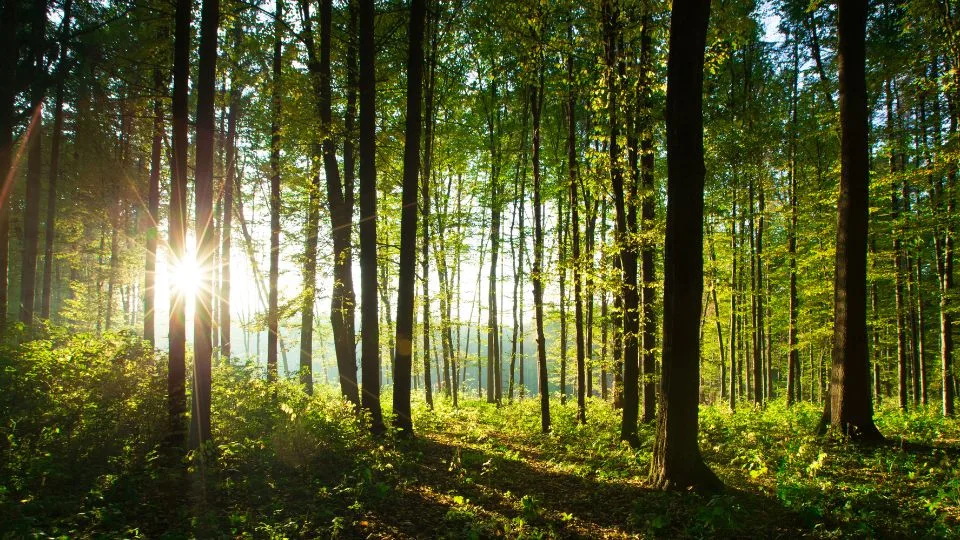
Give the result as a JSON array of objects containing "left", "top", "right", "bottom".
[{"left": 1, "top": 332, "right": 959, "bottom": 538}]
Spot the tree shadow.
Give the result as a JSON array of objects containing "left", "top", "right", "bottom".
[{"left": 357, "top": 436, "right": 808, "bottom": 538}]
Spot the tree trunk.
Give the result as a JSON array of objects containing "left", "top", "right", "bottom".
[
  {"left": 531, "top": 70, "right": 550, "bottom": 433},
  {"left": 188, "top": 0, "right": 219, "bottom": 450},
  {"left": 21, "top": 0, "right": 46, "bottom": 327},
  {"left": 888, "top": 79, "right": 909, "bottom": 412},
  {"left": 168, "top": 0, "right": 191, "bottom": 446},
  {"left": 649, "top": 0, "right": 721, "bottom": 492},
  {"left": 567, "top": 24, "right": 585, "bottom": 423},
  {"left": 0, "top": 0, "right": 17, "bottom": 330},
  {"left": 638, "top": 11, "right": 657, "bottom": 423},
  {"left": 787, "top": 35, "right": 799, "bottom": 406},
  {"left": 221, "top": 70, "right": 238, "bottom": 362},
  {"left": 821, "top": 0, "right": 883, "bottom": 441},
  {"left": 144, "top": 67, "right": 163, "bottom": 345},
  {"left": 358, "top": 0, "right": 384, "bottom": 434},
  {"left": 267, "top": 0, "right": 283, "bottom": 382},
  {"left": 41, "top": 0, "right": 73, "bottom": 321},
  {"left": 605, "top": 0, "right": 639, "bottom": 445},
  {"left": 391, "top": 0, "right": 425, "bottom": 434}
]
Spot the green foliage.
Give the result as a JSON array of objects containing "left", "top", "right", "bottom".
[{"left": 3, "top": 331, "right": 959, "bottom": 537}]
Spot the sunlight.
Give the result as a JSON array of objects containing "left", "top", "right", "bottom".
[{"left": 170, "top": 249, "right": 202, "bottom": 302}]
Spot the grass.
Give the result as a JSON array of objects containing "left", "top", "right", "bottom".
[{"left": 1, "top": 331, "right": 958, "bottom": 538}]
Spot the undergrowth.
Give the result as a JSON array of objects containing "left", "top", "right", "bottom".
[{"left": 1, "top": 331, "right": 958, "bottom": 537}]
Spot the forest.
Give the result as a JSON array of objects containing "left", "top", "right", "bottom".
[{"left": 1, "top": 0, "right": 960, "bottom": 536}]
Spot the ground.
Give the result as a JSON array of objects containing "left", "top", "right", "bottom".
[{"left": 1, "top": 334, "right": 958, "bottom": 538}]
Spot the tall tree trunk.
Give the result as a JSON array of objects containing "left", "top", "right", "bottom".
[
  {"left": 558, "top": 193, "right": 567, "bottom": 405},
  {"left": 605, "top": 0, "right": 639, "bottom": 445},
  {"left": 21, "top": 0, "right": 46, "bottom": 327},
  {"left": 221, "top": 70, "right": 238, "bottom": 361},
  {"left": 392, "top": 0, "right": 425, "bottom": 434},
  {"left": 567, "top": 24, "right": 585, "bottom": 424},
  {"left": 888, "top": 79, "right": 909, "bottom": 412},
  {"left": 0, "top": 0, "right": 17, "bottom": 330},
  {"left": 105, "top": 216, "right": 119, "bottom": 331},
  {"left": 145, "top": 67, "right": 163, "bottom": 345},
  {"left": 730, "top": 177, "right": 738, "bottom": 411},
  {"left": 486, "top": 79, "right": 501, "bottom": 405},
  {"left": 41, "top": 0, "right": 72, "bottom": 320},
  {"left": 358, "top": 0, "right": 384, "bottom": 434},
  {"left": 915, "top": 253, "right": 927, "bottom": 406},
  {"left": 189, "top": 0, "right": 219, "bottom": 450},
  {"left": 420, "top": 0, "right": 438, "bottom": 410},
  {"left": 307, "top": 0, "right": 360, "bottom": 405},
  {"left": 787, "top": 35, "right": 799, "bottom": 406},
  {"left": 531, "top": 68, "right": 550, "bottom": 433},
  {"left": 267, "top": 0, "right": 283, "bottom": 382},
  {"left": 168, "top": 0, "right": 191, "bottom": 446},
  {"left": 821, "top": 0, "right": 883, "bottom": 441},
  {"left": 649, "top": 0, "right": 721, "bottom": 492},
  {"left": 638, "top": 10, "right": 657, "bottom": 423}
]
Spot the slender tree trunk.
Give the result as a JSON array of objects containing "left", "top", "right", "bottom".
[
  {"left": 888, "top": 79, "right": 909, "bottom": 412},
  {"left": 787, "top": 36, "right": 799, "bottom": 406},
  {"left": 168, "top": 0, "right": 191, "bottom": 446},
  {"left": 638, "top": 11, "right": 657, "bottom": 423},
  {"left": 558, "top": 193, "right": 567, "bottom": 405},
  {"left": 649, "top": 0, "right": 721, "bottom": 492},
  {"left": 730, "top": 179, "right": 738, "bottom": 411},
  {"left": 531, "top": 67, "right": 550, "bottom": 433},
  {"left": 916, "top": 253, "right": 928, "bottom": 406},
  {"left": 221, "top": 71, "right": 238, "bottom": 362},
  {"left": 21, "top": 0, "right": 46, "bottom": 327},
  {"left": 144, "top": 67, "right": 164, "bottom": 345},
  {"left": 392, "top": 0, "right": 425, "bottom": 434},
  {"left": 188, "top": 0, "right": 219, "bottom": 450},
  {"left": 105, "top": 216, "right": 119, "bottom": 331},
  {"left": 358, "top": 0, "right": 384, "bottom": 434},
  {"left": 605, "top": 0, "right": 639, "bottom": 445},
  {"left": 266, "top": 0, "right": 283, "bottom": 382},
  {"left": 41, "top": 0, "right": 72, "bottom": 321},
  {"left": 567, "top": 24, "right": 585, "bottom": 423},
  {"left": 0, "top": 1, "right": 17, "bottom": 330}
]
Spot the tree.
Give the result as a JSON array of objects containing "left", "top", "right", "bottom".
[
  {"left": 392, "top": 0, "right": 426, "bottom": 434},
  {"left": 567, "top": 20, "right": 586, "bottom": 425},
  {"left": 168, "top": 0, "right": 190, "bottom": 446},
  {"left": 144, "top": 65, "right": 164, "bottom": 346},
  {"left": 220, "top": 24, "right": 241, "bottom": 361},
  {"left": 189, "top": 0, "right": 219, "bottom": 449},
  {"left": 604, "top": 0, "right": 639, "bottom": 446},
  {"left": 267, "top": 0, "right": 283, "bottom": 382},
  {"left": 359, "top": 0, "right": 384, "bottom": 434},
  {"left": 20, "top": 0, "right": 47, "bottom": 327},
  {"left": 305, "top": 0, "right": 361, "bottom": 406},
  {"left": 531, "top": 71, "right": 549, "bottom": 434},
  {"left": 820, "top": 0, "right": 883, "bottom": 441},
  {"left": 41, "top": 0, "right": 73, "bottom": 320},
  {"left": 649, "top": 0, "right": 722, "bottom": 491}
]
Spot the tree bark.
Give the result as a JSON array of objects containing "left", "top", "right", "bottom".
[
  {"left": 638, "top": 10, "right": 657, "bottom": 423},
  {"left": 221, "top": 68, "right": 238, "bottom": 362},
  {"left": 649, "top": 0, "right": 721, "bottom": 491},
  {"left": 21, "top": 0, "right": 46, "bottom": 327},
  {"left": 359, "top": 0, "right": 384, "bottom": 434},
  {"left": 0, "top": 0, "right": 17, "bottom": 330},
  {"left": 531, "top": 69, "right": 550, "bottom": 433},
  {"left": 168, "top": 0, "right": 191, "bottom": 446},
  {"left": 145, "top": 66, "right": 164, "bottom": 345},
  {"left": 267, "top": 0, "right": 283, "bottom": 382},
  {"left": 392, "top": 0, "right": 425, "bottom": 434},
  {"left": 604, "top": 0, "right": 639, "bottom": 445},
  {"left": 41, "top": 0, "right": 72, "bottom": 321},
  {"left": 821, "top": 0, "right": 883, "bottom": 441}
]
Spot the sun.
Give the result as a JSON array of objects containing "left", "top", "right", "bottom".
[{"left": 170, "top": 250, "right": 202, "bottom": 301}]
